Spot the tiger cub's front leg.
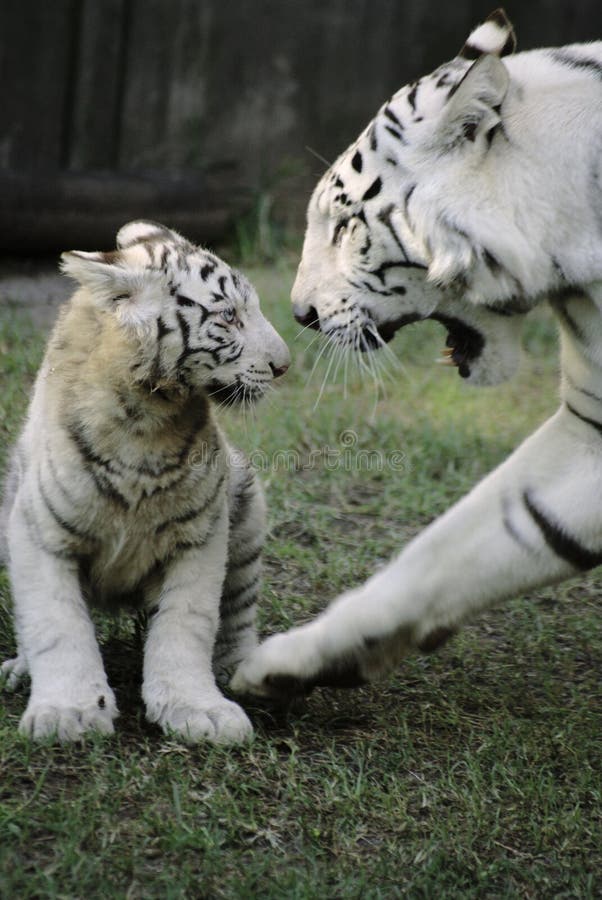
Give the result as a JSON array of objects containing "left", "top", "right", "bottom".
[
  {"left": 213, "top": 464, "right": 266, "bottom": 684},
  {"left": 233, "top": 407, "right": 602, "bottom": 697},
  {"left": 143, "top": 508, "right": 253, "bottom": 743},
  {"left": 8, "top": 504, "right": 117, "bottom": 740}
]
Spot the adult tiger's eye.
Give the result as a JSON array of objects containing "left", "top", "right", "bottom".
[{"left": 222, "top": 307, "right": 237, "bottom": 324}]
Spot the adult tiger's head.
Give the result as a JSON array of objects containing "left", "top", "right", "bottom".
[
  {"left": 61, "top": 220, "right": 290, "bottom": 405},
  {"left": 293, "top": 9, "right": 530, "bottom": 386}
]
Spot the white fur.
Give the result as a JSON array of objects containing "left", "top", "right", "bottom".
[{"left": 232, "top": 16, "right": 602, "bottom": 698}]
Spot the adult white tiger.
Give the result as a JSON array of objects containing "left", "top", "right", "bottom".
[
  {"left": 232, "top": 11, "right": 602, "bottom": 697},
  {"left": 1, "top": 220, "right": 290, "bottom": 742}
]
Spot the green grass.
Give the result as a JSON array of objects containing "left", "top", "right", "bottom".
[{"left": 1, "top": 260, "right": 601, "bottom": 898}]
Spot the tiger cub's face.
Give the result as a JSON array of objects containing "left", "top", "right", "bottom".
[
  {"left": 292, "top": 10, "right": 526, "bottom": 386},
  {"left": 61, "top": 220, "right": 290, "bottom": 404}
]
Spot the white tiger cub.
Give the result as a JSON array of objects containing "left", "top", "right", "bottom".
[
  {"left": 0, "top": 220, "right": 290, "bottom": 742},
  {"left": 232, "top": 11, "right": 602, "bottom": 697}
]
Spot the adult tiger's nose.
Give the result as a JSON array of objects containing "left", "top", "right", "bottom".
[
  {"left": 269, "top": 362, "right": 289, "bottom": 379},
  {"left": 292, "top": 302, "right": 321, "bottom": 330}
]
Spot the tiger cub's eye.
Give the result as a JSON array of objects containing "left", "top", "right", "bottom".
[{"left": 221, "top": 307, "right": 237, "bottom": 325}]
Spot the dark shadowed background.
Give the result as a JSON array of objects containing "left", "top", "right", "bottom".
[{"left": 0, "top": 0, "right": 599, "bottom": 251}]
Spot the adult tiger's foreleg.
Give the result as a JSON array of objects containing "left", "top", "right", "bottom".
[{"left": 232, "top": 406, "right": 602, "bottom": 697}]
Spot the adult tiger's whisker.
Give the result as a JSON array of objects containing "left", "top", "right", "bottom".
[
  {"left": 305, "top": 145, "right": 332, "bottom": 169},
  {"left": 313, "top": 338, "right": 340, "bottom": 410},
  {"left": 306, "top": 331, "right": 335, "bottom": 387},
  {"left": 293, "top": 318, "right": 321, "bottom": 341}
]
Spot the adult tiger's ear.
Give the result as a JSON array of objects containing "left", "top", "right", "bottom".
[
  {"left": 437, "top": 53, "right": 509, "bottom": 150},
  {"left": 116, "top": 219, "right": 189, "bottom": 250},
  {"left": 459, "top": 8, "right": 516, "bottom": 60}
]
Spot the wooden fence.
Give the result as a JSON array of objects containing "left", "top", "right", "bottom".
[{"left": 0, "top": 0, "right": 599, "bottom": 250}]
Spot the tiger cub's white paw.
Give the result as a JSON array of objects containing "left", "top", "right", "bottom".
[
  {"left": 1, "top": 655, "right": 28, "bottom": 690},
  {"left": 151, "top": 697, "right": 253, "bottom": 744},
  {"left": 19, "top": 691, "right": 118, "bottom": 741}
]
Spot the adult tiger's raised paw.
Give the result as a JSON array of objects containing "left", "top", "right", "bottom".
[{"left": 230, "top": 622, "right": 370, "bottom": 700}]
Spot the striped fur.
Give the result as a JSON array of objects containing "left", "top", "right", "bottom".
[
  {"left": 1, "top": 220, "right": 289, "bottom": 743},
  {"left": 232, "top": 13, "right": 602, "bottom": 699}
]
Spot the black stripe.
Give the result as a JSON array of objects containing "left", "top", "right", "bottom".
[
  {"left": 332, "top": 217, "right": 349, "bottom": 245},
  {"left": 484, "top": 296, "right": 533, "bottom": 316},
  {"left": 384, "top": 125, "right": 407, "bottom": 144},
  {"left": 551, "top": 50, "right": 602, "bottom": 79},
  {"left": 483, "top": 249, "right": 502, "bottom": 274},
  {"left": 138, "top": 467, "right": 192, "bottom": 504},
  {"left": 220, "top": 576, "right": 260, "bottom": 610},
  {"left": 218, "top": 344, "right": 243, "bottom": 364},
  {"left": 46, "top": 449, "right": 76, "bottom": 502},
  {"left": 163, "top": 505, "right": 224, "bottom": 562},
  {"left": 368, "top": 124, "right": 378, "bottom": 151},
  {"left": 67, "top": 421, "right": 122, "bottom": 475},
  {"left": 22, "top": 505, "right": 85, "bottom": 564},
  {"left": 370, "top": 259, "right": 427, "bottom": 285},
  {"left": 554, "top": 300, "right": 588, "bottom": 344},
  {"left": 157, "top": 316, "right": 173, "bottom": 339},
  {"left": 175, "top": 310, "right": 192, "bottom": 369},
  {"left": 377, "top": 204, "right": 409, "bottom": 261},
  {"left": 38, "top": 476, "right": 95, "bottom": 543},
  {"left": 384, "top": 106, "right": 403, "bottom": 129},
  {"left": 362, "top": 177, "right": 382, "bottom": 202},
  {"left": 230, "top": 470, "right": 256, "bottom": 523},
  {"left": 155, "top": 473, "right": 225, "bottom": 535},
  {"left": 217, "top": 619, "right": 255, "bottom": 638},
  {"left": 90, "top": 470, "right": 130, "bottom": 510},
  {"left": 523, "top": 489, "right": 602, "bottom": 570},
  {"left": 565, "top": 402, "right": 602, "bottom": 436},
  {"left": 213, "top": 637, "right": 249, "bottom": 659},
  {"left": 228, "top": 544, "right": 262, "bottom": 571},
  {"left": 564, "top": 374, "right": 602, "bottom": 405},
  {"left": 350, "top": 279, "right": 391, "bottom": 297},
  {"left": 66, "top": 421, "right": 130, "bottom": 509}
]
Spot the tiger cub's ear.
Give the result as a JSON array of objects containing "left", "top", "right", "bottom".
[
  {"left": 60, "top": 250, "right": 162, "bottom": 329},
  {"left": 116, "top": 219, "right": 188, "bottom": 250},
  {"left": 60, "top": 250, "right": 133, "bottom": 296},
  {"left": 459, "top": 9, "right": 516, "bottom": 60},
  {"left": 436, "top": 53, "right": 509, "bottom": 151}
]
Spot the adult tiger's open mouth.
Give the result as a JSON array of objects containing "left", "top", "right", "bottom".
[
  {"left": 359, "top": 311, "right": 486, "bottom": 380},
  {"left": 360, "top": 313, "right": 424, "bottom": 351},
  {"left": 431, "top": 314, "right": 485, "bottom": 380}
]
